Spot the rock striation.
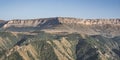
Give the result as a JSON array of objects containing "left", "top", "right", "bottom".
[
  {"left": 3, "top": 18, "right": 59, "bottom": 28},
  {"left": 2, "top": 17, "right": 120, "bottom": 28},
  {"left": 58, "top": 17, "right": 120, "bottom": 25},
  {"left": 1, "top": 17, "right": 120, "bottom": 37},
  {"left": 0, "top": 17, "right": 120, "bottom": 60}
]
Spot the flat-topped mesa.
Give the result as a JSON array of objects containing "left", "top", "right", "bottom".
[
  {"left": 2, "top": 17, "right": 120, "bottom": 28},
  {"left": 58, "top": 17, "right": 120, "bottom": 25},
  {"left": 3, "top": 18, "right": 59, "bottom": 28}
]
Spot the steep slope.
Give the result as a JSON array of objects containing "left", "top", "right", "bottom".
[
  {"left": 0, "top": 17, "right": 120, "bottom": 60},
  {"left": 0, "top": 31, "right": 120, "bottom": 60},
  {"left": 0, "top": 20, "right": 7, "bottom": 28}
]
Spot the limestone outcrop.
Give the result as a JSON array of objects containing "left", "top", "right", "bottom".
[{"left": 0, "top": 17, "right": 120, "bottom": 37}]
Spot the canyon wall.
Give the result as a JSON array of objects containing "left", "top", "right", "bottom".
[
  {"left": 1, "top": 17, "right": 120, "bottom": 37},
  {"left": 3, "top": 18, "right": 59, "bottom": 28},
  {"left": 58, "top": 17, "right": 120, "bottom": 25},
  {"left": 2, "top": 17, "right": 120, "bottom": 28}
]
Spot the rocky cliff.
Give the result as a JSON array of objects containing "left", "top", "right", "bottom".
[
  {"left": 1, "top": 17, "right": 120, "bottom": 37},
  {"left": 0, "top": 17, "right": 120, "bottom": 60},
  {"left": 2, "top": 17, "right": 120, "bottom": 28},
  {"left": 3, "top": 18, "right": 60, "bottom": 28},
  {"left": 58, "top": 17, "right": 120, "bottom": 25}
]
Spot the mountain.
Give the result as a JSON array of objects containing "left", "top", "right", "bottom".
[
  {"left": 1, "top": 17, "right": 120, "bottom": 37},
  {"left": 0, "top": 17, "right": 120, "bottom": 60}
]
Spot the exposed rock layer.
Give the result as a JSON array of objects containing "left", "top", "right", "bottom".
[
  {"left": 0, "top": 17, "right": 120, "bottom": 37},
  {"left": 2, "top": 17, "right": 120, "bottom": 28}
]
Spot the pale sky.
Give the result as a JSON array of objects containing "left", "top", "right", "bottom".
[{"left": 0, "top": 0, "right": 120, "bottom": 20}]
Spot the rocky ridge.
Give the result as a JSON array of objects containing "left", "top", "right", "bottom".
[
  {"left": 0, "top": 17, "right": 120, "bottom": 37},
  {"left": 2, "top": 17, "right": 120, "bottom": 28},
  {"left": 0, "top": 17, "right": 120, "bottom": 60}
]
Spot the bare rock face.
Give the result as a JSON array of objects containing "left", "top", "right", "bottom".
[
  {"left": 1, "top": 17, "right": 120, "bottom": 60},
  {"left": 3, "top": 18, "right": 60, "bottom": 28},
  {"left": 58, "top": 17, "right": 120, "bottom": 25},
  {"left": 2, "top": 17, "right": 120, "bottom": 28},
  {"left": 1, "top": 17, "right": 120, "bottom": 37},
  {"left": 57, "top": 17, "right": 120, "bottom": 37}
]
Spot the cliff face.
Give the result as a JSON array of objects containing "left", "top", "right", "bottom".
[
  {"left": 58, "top": 17, "right": 120, "bottom": 25},
  {"left": 1, "top": 17, "right": 120, "bottom": 37},
  {"left": 3, "top": 17, "right": 120, "bottom": 28},
  {"left": 3, "top": 18, "right": 60, "bottom": 28},
  {"left": 0, "top": 17, "right": 120, "bottom": 60}
]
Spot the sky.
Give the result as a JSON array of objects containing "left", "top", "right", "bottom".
[{"left": 0, "top": 0, "right": 120, "bottom": 20}]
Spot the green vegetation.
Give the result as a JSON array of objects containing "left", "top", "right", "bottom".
[
  {"left": 0, "top": 31, "right": 120, "bottom": 60},
  {"left": 7, "top": 52, "right": 23, "bottom": 60},
  {"left": 31, "top": 40, "right": 58, "bottom": 60},
  {"left": 0, "top": 32, "right": 18, "bottom": 48}
]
